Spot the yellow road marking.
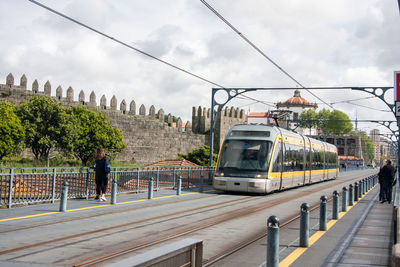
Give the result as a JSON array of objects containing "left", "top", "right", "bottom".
[
  {"left": 0, "top": 212, "right": 59, "bottom": 222},
  {"left": 0, "top": 190, "right": 212, "bottom": 222}
]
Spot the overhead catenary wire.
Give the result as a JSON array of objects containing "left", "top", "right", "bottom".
[
  {"left": 200, "top": 0, "right": 336, "bottom": 110},
  {"left": 27, "top": 0, "right": 226, "bottom": 89},
  {"left": 27, "top": 0, "right": 272, "bottom": 109}
]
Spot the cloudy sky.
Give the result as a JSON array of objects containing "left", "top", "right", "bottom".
[{"left": 1, "top": 0, "right": 399, "bottom": 137}]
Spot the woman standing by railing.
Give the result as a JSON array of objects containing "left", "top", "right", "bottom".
[{"left": 94, "top": 147, "right": 111, "bottom": 201}]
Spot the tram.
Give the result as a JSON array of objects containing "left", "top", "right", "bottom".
[{"left": 213, "top": 124, "right": 338, "bottom": 193}]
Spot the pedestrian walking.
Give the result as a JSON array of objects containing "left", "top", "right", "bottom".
[
  {"left": 94, "top": 147, "right": 111, "bottom": 201},
  {"left": 380, "top": 159, "right": 396, "bottom": 204},
  {"left": 378, "top": 163, "right": 385, "bottom": 201}
]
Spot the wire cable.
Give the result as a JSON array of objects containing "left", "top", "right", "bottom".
[
  {"left": 200, "top": 0, "right": 336, "bottom": 109},
  {"left": 330, "top": 96, "right": 375, "bottom": 104},
  {"left": 27, "top": 0, "right": 278, "bottom": 110},
  {"left": 27, "top": 0, "right": 226, "bottom": 89}
]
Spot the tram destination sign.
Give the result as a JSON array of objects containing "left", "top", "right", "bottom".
[
  {"left": 396, "top": 71, "right": 400, "bottom": 120},
  {"left": 395, "top": 71, "right": 400, "bottom": 102}
]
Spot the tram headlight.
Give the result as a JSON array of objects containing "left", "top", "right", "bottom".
[
  {"left": 216, "top": 172, "right": 224, "bottom": 177},
  {"left": 255, "top": 174, "right": 262, "bottom": 178}
]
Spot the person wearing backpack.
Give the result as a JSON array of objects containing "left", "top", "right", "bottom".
[{"left": 94, "top": 147, "right": 111, "bottom": 201}]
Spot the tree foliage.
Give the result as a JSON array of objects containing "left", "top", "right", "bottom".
[
  {"left": 0, "top": 101, "right": 25, "bottom": 160},
  {"left": 16, "top": 96, "right": 73, "bottom": 160},
  {"left": 325, "top": 110, "right": 353, "bottom": 134},
  {"left": 316, "top": 108, "right": 331, "bottom": 132},
  {"left": 67, "top": 106, "right": 125, "bottom": 165},
  {"left": 178, "top": 145, "right": 217, "bottom": 166},
  {"left": 298, "top": 109, "right": 352, "bottom": 134},
  {"left": 298, "top": 109, "right": 317, "bottom": 133}
]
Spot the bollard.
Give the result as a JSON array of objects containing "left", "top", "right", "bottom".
[
  {"left": 342, "top": 187, "right": 347, "bottom": 212},
  {"left": 361, "top": 179, "right": 365, "bottom": 195},
  {"left": 177, "top": 176, "right": 182, "bottom": 195},
  {"left": 111, "top": 178, "right": 117, "bottom": 204},
  {"left": 59, "top": 181, "right": 68, "bottom": 212},
  {"left": 299, "top": 203, "right": 310, "bottom": 247},
  {"left": 349, "top": 184, "right": 354, "bottom": 206},
  {"left": 354, "top": 182, "right": 359, "bottom": 202},
  {"left": 148, "top": 178, "right": 154, "bottom": 199},
  {"left": 319, "top": 195, "right": 327, "bottom": 231},
  {"left": 332, "top": 191, "right": 339, "bottom": 220},
  {"left": 199, "top": 173, "right": 204, "bottom": 193},
  {"left": 267, "top": 216, "right": 280, "bottom": 267},
  {"left": 358, "top": 180, "right": 362, "bottom": 198}
]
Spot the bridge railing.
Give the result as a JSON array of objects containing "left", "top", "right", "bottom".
[{"left": 0, "top": 166, "right": 215, "bottom": 208}]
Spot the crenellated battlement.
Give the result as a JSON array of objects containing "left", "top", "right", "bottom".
[
  {"left": 191, "top": 105, "right": 246, "bottom": 149},
  {"left": 1, "top": 73, "right": 246, "bottom": 164},
  {"left": 0, "top": 73, "right": 190, "bottom": 128}
]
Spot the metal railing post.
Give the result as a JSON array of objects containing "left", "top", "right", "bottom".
[
  {"left": 319, "top": 195, "right": 327, "bottom": 231},
  {"left": 111, "top": 178, "right": 117, "bottom": 205},
  {"left": 59, "top": 181, "right": 68, "bottom": 212},
  {"left": 200, "top": 173, "right": 204, "bottom": 193},
  {"left": 156, "top": 167, "right": 160, "bottom": 191},
  {"left": 85, "top": 168, "right": 89, "bottom": 200},
  {"left": 177, "top": 176, "right": 182, "bottom": 196},
  {"left": 332, "top": 191, "right": 339, "bottom": 220},
  {"left": 148, "top": 178, "right": 154, "bottom": 199},
  {"left": 52, "top": 168, "right": 57, "bottom": 203},
  {"left": 267, "top": 215, "right": 280, "bottom": 267},
  {"left": 7, "top": 168, "right": 14, "bottom": 209},
  {"left": 299, "top": 203, "right": 309, "bottom": 247},
  {"left": 342, "top": 187, "right": 347, "bottom": 212}
]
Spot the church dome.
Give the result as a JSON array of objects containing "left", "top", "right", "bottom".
[
  {"left": 276, "top": 89, "right": 318, "bottom": 109},
  {"left": 284, "top": 90, "right": 309, "bottom": 105}
]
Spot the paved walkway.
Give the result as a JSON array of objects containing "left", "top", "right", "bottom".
[{"left": 290, "top": 186, "right": 393, "bottom": 267}]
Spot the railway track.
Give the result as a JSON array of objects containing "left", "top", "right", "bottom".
[{"left": 0, "top": 170, "right": 376, "bottom": 266}]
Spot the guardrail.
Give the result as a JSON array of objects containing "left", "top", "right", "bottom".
[
  {"left": 392, "top": 172, "right": 400, "bottom": 266},
  {"left": 0, "top": 166, "right": 215, "bottom": 208},
  {"left": 107, "top": 238, "right": 203, "bottom": 267}
]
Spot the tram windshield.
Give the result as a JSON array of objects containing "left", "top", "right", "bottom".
[{"left": 217, "top": 140, "right": 273, "bottom": 176}]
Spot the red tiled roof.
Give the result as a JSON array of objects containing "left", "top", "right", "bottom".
[
  {"left": 146, "top": 159, "right": 199, "bottom": 167},
  {"left": 248, "top": 112, "right": 269, "bottom": 117}
]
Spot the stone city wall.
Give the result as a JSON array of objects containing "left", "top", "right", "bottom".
[{"left": 0, "top": 73, "right": 245, "bottom": 164}]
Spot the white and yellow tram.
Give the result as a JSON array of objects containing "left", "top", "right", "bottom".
[{"left": 213, "top": 124, "right": 338, "bottom": 193}]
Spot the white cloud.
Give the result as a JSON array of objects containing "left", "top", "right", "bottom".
[{"left": 0, "top": 0, "right": 399, "bottom": 135}]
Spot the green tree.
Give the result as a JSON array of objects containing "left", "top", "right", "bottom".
[
  {"left": 67, "top": 106, "right": 125, "bottom": 165},
  {"left": 325, "top": 110, "right": 353, "bottom": 134},
  {"left": 298, "top": 109, "right": 317, "bottom": 134},
  {"left": 0, "top": 101, "right": 25, "bottom": 160},
  {"left": 16, "top": 96, "right": 73, "bottom": 160},
  {"left": 178, "top": 145, "right": 217, "bottom": 166},
  {"left": 317, "top": 108, "right": 331, "bottom": 132}
]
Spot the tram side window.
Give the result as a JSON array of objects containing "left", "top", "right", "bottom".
[
  {"left": 283, "top": 143, "right": 304, "bottom": 172},
  {"left": 305, "top": 149, "right": 311, "bottom": 170},
  {"left": 327, "top": 152, "right": 338, "bottom": 169},
  {"left": 312, "top": 149, "right": 324, "bottom": 170},
  {"left": 271, "top": 143, "right": 282, "bottom": 172}
]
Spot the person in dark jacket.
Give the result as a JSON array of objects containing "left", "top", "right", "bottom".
[
  {"left": 378, "top": 164, "right": 384, "bottom": 201},
  {"left": 94, "top": 147, "right": 111, "bottom": 202},
  {"left": 379, "top": 159, "right": 396, "bottom": 203}
]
